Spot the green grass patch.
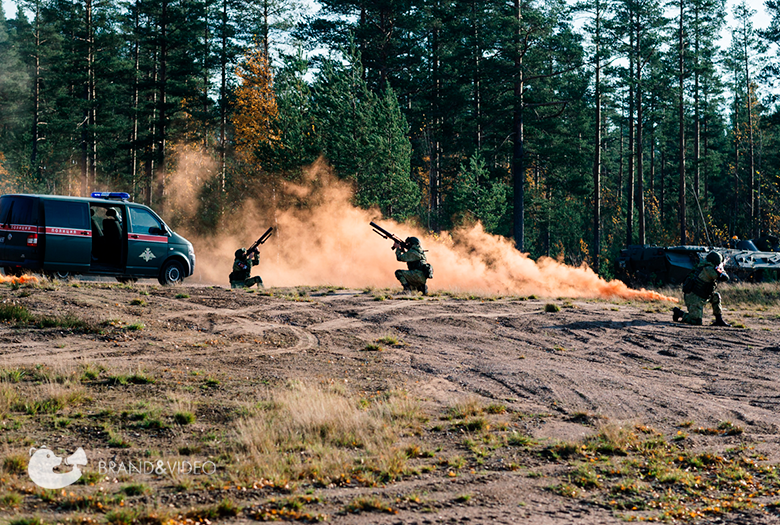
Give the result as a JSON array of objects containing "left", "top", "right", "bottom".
[
  {"left": 9, "top": 519, "right": 47, "bottom": 525},
  {"left": 174, "top": 411, "right": 196, "bottom": 425},
  {"left": 376, "top": 335, "right": 402, "bottom": 346},
  {"left": 3, "top": 454, "right": 27, "bottom": 475},
  {"left": 120, "top": 483, "right": 150, "bottom": 496},
  {"left": 0, "top": 303, "right": 33, "bottom": 322},
  {"left": 0, "top": 492, "right": 23, "bottom": 508},
  {"left": 544, "top": 303, "right": 561, "bottom": 313},
  {"left": 344, "top": 496, "right": 396, "bottom": 514}
]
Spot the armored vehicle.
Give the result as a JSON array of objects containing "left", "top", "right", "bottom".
[
  {"left": 617, "top": 237, "right": 780, "bottom": 285},
  {"left": 0, "top": 192, "right": 195, "bottom": 285}
]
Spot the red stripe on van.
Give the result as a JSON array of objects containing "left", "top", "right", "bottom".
[
  {"left": 45, "top": 227, "right": 92, "bottom": 237},
  {"left": 128, "top": 234, "right": 168, "bottom": 243},
  {"left": 0, "top": 224, "right": 42, "bottom": 233}
]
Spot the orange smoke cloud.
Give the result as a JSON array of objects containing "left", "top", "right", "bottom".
[
  {"left": 0, "top": 275, "right": 39, "bottom": 285},
  {"left": 177, "top": 155, "right": 674, "bottom": 302}
]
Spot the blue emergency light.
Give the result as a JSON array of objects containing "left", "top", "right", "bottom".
[{"left": 91, "top": 192, "right": 130, "bottom": 201}]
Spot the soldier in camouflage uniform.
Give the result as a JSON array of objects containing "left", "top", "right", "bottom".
[
  {"left": 394, "top": 237, "right": 431, "bottom": 295},
  {"left": 229, "top": 248, "right": 263, "bottom": 289},
  {"left": 673, "top": 251, "right": 730, "bottom": 326}
]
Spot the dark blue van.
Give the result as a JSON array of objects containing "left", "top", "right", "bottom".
[{"left": 0, "top": 193, "right": 195, "bottom": 285}]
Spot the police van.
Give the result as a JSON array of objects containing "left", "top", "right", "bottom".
[{"left": 0, "top": 192, "right": 195, "bottom": 285}]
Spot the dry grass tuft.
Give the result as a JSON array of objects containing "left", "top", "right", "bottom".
[{"left": 235, "top": 383, "right": 422, "bottom": 486}]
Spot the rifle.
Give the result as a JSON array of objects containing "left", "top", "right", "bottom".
[
  {"left": 370, "top": 222, "right": 410, "bottom": 251},
  {"left": 247, "top": 227, "right": 274, "bottom": 255}
]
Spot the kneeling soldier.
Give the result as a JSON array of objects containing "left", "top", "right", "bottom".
[
  {"left": 394, "top": 237, "right": 431, "bottom": 295},
  {"left": 673, "top": 251, "right": 730, "bottom": 326},
  {"left": 229, "top": 248, "right": 263, "bottom": 289}
]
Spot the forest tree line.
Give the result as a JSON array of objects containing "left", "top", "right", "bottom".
[{"left": 0, "top": 0, "right": 779, "bottom": 276}]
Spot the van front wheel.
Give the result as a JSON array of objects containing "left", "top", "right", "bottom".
[{"left": 159, "top": 260, "right": 184, "bottom": 286}]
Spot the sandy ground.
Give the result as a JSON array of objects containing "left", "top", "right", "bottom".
[{"left": 2, "top": 281, "right": 780, "bottom": 524}]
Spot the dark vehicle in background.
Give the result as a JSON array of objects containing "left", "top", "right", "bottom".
[
  {"left": 0, "top": 192, "right": 195, "bottom": 285},
  {"left": 617, "top": 237, "right": 780, "bottom": 286}
]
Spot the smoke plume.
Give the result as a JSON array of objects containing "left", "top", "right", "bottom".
[
  {"left": 173, "top": 154, "right": 674, "bottom": 302},
  {"left": 0, "top": 275, "right": 38, "bottom": 285}
]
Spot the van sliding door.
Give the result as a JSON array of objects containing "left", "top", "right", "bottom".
[{"left": 42, "top": 200, "right": 91, "bottom": 273}]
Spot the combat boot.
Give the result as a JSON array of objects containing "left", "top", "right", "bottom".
[
  {"left": 672, "top": 307, "right": 684, "bottom": 322},
  {"left": 712, "top": 314, "right": 730, "bottom": 327}
]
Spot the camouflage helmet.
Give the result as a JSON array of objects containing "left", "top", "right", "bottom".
[
  {"left": 405, "top": 236, "right": 421, "bottom": 246},
  {"left": 235, "top": 248, "right": 246, "bottom": 259},
  {"left": 706, "top": 251, "right": 722, "bottom": 266}
]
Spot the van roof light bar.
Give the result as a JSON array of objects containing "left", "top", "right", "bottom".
[{"left": 91, "top": 192, "right": 130, "bottom": 201}]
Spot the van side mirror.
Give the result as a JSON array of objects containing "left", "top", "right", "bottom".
[{"left": 149, "top": 227, "right": 167, "bottom": 236}]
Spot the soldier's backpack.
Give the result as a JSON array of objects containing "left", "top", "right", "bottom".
[{"left": 421, "top": 261, "right": 433, "bottom": 279}]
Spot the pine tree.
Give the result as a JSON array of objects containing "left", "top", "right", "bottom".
[
  {"left": 311, "top": 50, "right": 420, "bottom": 220},
  {"left": 0, "top": 4, "right": 30, "bottom": 172}
]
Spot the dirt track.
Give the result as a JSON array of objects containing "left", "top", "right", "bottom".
[{"left": 2, "top": 282, "right": 780, "bottom": 524}]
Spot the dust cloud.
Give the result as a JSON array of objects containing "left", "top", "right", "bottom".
[{"left": 174, "top": 154, "right": 674, "bottom": 302}]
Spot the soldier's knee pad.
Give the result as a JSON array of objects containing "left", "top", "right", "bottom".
[{"left": 394, "top": 270, "right": 405, "bottom": 281}]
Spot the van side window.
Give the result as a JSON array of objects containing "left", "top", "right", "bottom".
[
  {"left": 128, "top": 208, "right": 163, "bottom": 234},
  {"left": 0, "top": 197, "right": 11, "bottom": 224},
  {"left": 8, "top": 197, "right": 37, "bottom": 225},
  {"left": 44, "top": 201, "right": 89, "bottom": 229}
]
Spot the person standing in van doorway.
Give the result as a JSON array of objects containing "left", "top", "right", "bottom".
[{"left": 229, "top": 248, "right": 263, "bottom": 288}]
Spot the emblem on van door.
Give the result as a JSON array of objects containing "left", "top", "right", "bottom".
[{"left": 139, "top": 248, "right": 156, "bottom": 262}]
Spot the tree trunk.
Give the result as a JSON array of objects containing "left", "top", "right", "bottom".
[
  {"left": 618, "top": 119, "right": 623, "bottom": 206},
  {"left": 473, "top": 2, "right": 482, "bottom": 150},
  {"left": 146, "top": 47, "right": 159, "bottom": 206},
  {"left": 429, "top": 19, "right": 441, "bottom": 233},
  {"left": 203, "top": 9, "right": 210, "bottom": 150},
  {"left": 81, "top": 0, "right": 96, "bottom": 196},
  {"left": 635, "top": 20, "right": 645, "bottom": 245},
  {"left": 512, "top": 0, "right": 525, "bottom": 251},
  {"left": 592, "top": 2, "right": 601, "bottom": 272},
  {"left": 678, "top": 0, "right": 686, "bottom": 245},
  {"left": 693, "top": 5, "right": 700, "bottom": 243},
  {"left": 156, "top": 0, "right": 168, "bottom": 212},
  {"left": 626, "top": 34, "right": 634, "bottom": 247},
  {"left": 660, "top": 149, "right": 665, "bottom": 226},
  {"left": 220, "top": 0, "right": 228, "bottom": 194},
  {"left": 730, "top": 77, "right": 739, "bottom": 238},
  {"left": 131, "top": 1, "right": 140, "bottom": 198},
  {"left": 649, "top": 126, "right": 655, "bottom": 196},
  {"left": 745, "top": 44, "right": 756, "bottom": 237},
  {"left": 31, "top": 0, "right": 42, "bottom": 180}
]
